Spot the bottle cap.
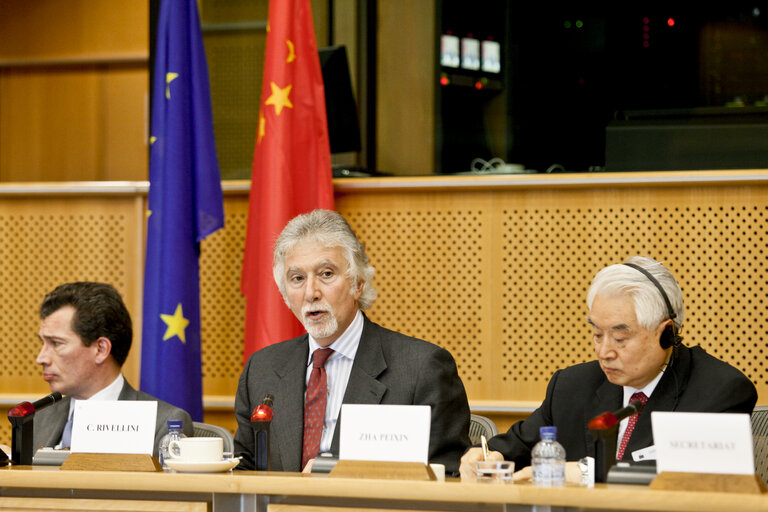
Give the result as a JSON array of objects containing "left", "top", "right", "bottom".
[
  {"left": 540, "top": 426, "right": 557, "bottom": 439},
  {"left": 167, "top": 419, "right": 184, "bottom": 430}
]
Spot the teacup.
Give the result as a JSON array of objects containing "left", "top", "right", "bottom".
[{"left": 168, "top": 437, "right": 223, "bottom": 462}]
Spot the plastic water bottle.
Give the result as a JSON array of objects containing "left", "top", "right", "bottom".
[
  {"left": 158, "top": 419, "right": 186, "bottom": 469},
  {"left": 531, "top": 426, "right": 566, "bottom": 487}
]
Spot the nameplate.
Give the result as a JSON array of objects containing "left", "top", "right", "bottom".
[
  {"left": 651, "top": 411, "right": 754, "bottom": 475},
  {"left": 71, "top": 400, "right": 157, "bottom": 455},
  {"left": 339, "top": 404, "right": 430, "bottom": 464}
]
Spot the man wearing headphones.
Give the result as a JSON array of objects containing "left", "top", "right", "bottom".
[{"left": 460, "top": 256, "right": 757, "bottom": 480}]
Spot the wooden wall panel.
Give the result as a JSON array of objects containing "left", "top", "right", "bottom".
[
  {"left": 0, "top": 173, "right": 765, "bottom": 445},
  {"left": 376, "top": 0, "right": 436, "bottom": 175},
  {"left": 0, "top": 65, "right": 147, "bottom": 182},
  {"left": 0, "top": 0, "right": 148, "bottom": 183},
  {"left": 0, "top": 0, "right": 148, "bottom": 61}
]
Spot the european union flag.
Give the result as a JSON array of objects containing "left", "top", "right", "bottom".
[{"left": 141, "top": 0, "right": 223, "bottom": 422}]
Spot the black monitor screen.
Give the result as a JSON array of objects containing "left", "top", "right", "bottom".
[{"left": 319, "top": 45, "right": 362, "bottom": 154}]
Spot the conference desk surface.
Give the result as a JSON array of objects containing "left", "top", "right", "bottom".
[{"left": 0, "top": 466, "right": 767, "bottom": 512}]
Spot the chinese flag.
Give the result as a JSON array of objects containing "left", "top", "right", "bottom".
[{"left": 241, "top": 0, "right": 334, "bottom": 361}]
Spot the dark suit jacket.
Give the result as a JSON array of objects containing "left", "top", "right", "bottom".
[
  {"left": 33, "top": 379, "right": 194, "bottom": 457},
  {"left": 487, "top": 344, "right": 757, "bottom": 469},
  {"left": 233, "top": 315, "right": 471, "bottom": 474}
]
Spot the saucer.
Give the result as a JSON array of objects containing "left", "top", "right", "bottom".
[{"left": 165, "top": 458, "right": 240, "bottom": 473}]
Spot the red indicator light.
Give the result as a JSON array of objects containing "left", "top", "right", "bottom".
[
  {"left": 643, "top": 41, "right": 650, "bottom": 48},
  {"left": 642, "top": 17, "right": 650, "bottom": 24},
  {"left": 667, "top": 17, "right": 675, "bottom": 27},
  {"left": 251, "top": 404, "right": 274, "bottom": 422},
  {"left": 440, "top": 76, "right": 449, "bottom": 86},
  {"left": 588, "top": 412, "right": 619, "bottom": 430},
  {"left": 8, "top": 401, "right": 35, "bottom": 417},
  {"left": 475, "top": 81, "right": 483, "bottom": 90}
]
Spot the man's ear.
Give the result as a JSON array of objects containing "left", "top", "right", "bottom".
[
  {"left": 94, "top": 337, "right": 112, "bottom": 364},
  {"left": 353, "top": 279, "right": 364, "bottom": 300}
]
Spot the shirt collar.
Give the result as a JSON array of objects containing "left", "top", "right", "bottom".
[
  {"left": 623, "top": 368, "right": 664, "bottom": 405},
  {"left": 67, "top": 373, "right": 125, "bottom": 418},
  {"left": 307, "top": 309, "right": 364, "bottom": 364}
]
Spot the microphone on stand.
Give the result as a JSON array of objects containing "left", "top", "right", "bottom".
[
  {"left": 7, "top": 392, "right": 64, "bottom": 465},
  {"left": 588, "top": 400, "right": 644, "bottom": 482},
  {"left": 588, "top": 400, "right": 644, "bottom": 431},
  {"left": 8, "top": 392, "right": 63, "bottom": 418},
  {"left": 250, "top": 394, "right": 274, "bottom": 471}
]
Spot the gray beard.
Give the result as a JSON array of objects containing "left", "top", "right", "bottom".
[{"left": 301, "top": 303, "right": 339, "bottom": 340}]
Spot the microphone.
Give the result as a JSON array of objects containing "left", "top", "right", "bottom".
[
  {"left": 8, "top": 392, "right": 63, "bottom": 418},
  {"left": 250, "top": 394, "right": 274, "bottom": 471},
  {"left": 251, "top": 394, "right": 274, "bottom": 423},
  {"left": 588, "top": 400, "right": 644, "bottom": 483},
  {"left": 587, "top": 400, "right": 644, "bottom": 431},
  {"left": 7, "top": 392, "right": 62, "bottom": 465}
]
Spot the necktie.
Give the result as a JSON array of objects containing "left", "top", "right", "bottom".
[
  {"left": 616, "top": 391, "right": 648, "bottom": 460},
  {"left": 60, "top": 410, "right": 75, "bottom": 448},
  {"left": 302, "top": 348, "right": 334, "bottom": 469}
]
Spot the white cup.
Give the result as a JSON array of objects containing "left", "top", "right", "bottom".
[{"left": 168, "top": 437, "right": 223, "bottom": 462}]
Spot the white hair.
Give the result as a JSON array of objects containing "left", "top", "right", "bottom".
[
  {"left": 587, "top": 256, "right": 684, "bottom": 330},
  {"left": 272, "top": 209, "right": 377, "bottom": 310}
]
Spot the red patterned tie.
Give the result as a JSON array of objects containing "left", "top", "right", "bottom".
[
  {"left": 616, "top": 391, "right": 648, "bottom": 460},
  {"left": 302, "top": 348, "right": 334, "bottom": 469}
]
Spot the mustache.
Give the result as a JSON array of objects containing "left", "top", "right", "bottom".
[{"left": 302, "top": 301, "right": 332, "bottom": 316}]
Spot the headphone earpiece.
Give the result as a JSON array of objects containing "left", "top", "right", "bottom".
[
  {"left": 660, "top": 325, "right": 673, "bottom": 349},
  {"left": 659, "top": 323, "right": 683, "bottom": 349},
  {"left": 623, "top": 262, "right": 682, "bottom": 350}
]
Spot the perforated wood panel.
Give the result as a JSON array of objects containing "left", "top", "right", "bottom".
[
  {"left": 342, "top": 207, "right": 489, "bottom": 384},
  {"left": 199, "top": 196, "right": 249, "bottom": 394},
  {"left": 0, "top": 198, "right": 143, "bottom": 394},
  {"left": 0, "top": 176, "right": 765, "bottom": 449},
  {"left": 336, "top": 183, "right": 768, "bottom": 403}
]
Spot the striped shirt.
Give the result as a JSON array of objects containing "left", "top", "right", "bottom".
[{"left": 305, "top": 309, "right": 363, "bottom": 454}]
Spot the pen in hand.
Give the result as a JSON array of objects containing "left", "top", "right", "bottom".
[{"left": 480, "top": 435, "right": 489, "bottom": 461}]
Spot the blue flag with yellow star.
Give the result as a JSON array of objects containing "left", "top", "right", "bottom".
[{"left": 141, "top": 0, "right": 223, "bottom": 422}]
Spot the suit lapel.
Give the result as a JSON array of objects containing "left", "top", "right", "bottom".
[
  {"left": 117, "top": 380, "right": 137, "bottom": 400},
  {"left": 330, "top": 318, "right": 388, "bottom": 453},
  {"left": 584, "top": 378, "right": 622, "bottom": 458},
  {"left": 272, "top": 338, "right": 310, "bottom": 471},
  {"left": 37, "top": 398, "right": 72, "bottom": 447}
]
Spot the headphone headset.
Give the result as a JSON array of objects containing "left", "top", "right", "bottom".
[{"left": 623, "top": 263, "right": 682, "bottom": 350}]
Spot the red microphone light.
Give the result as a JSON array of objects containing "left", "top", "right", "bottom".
[
  {"left": 588, "top": 411, "right": 618, "bottom": 430},
  {"left": 8, "top": 401, "right": 35, "bottom": 418},
  {"left": 251, "top": 403, "right": 273, "bottom": 422}
]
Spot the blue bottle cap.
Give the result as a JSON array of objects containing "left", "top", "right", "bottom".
[
  {"left": 167, "top": 419, "right": 184, "bottom": 430},
  {"left": 540, "top": 426, "right": 557, "bottom": 438}
]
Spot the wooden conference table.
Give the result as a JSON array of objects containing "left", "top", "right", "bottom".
[{"left": 0, "top": 466, "right": 766, "bottom": 512}]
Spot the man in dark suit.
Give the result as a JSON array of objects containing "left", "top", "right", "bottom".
[
  {"left": 33, "top": 282, "right": 193, "bottom": 456},
  {"left": 460, "top": 256, "right": 757, "bottom": 480},
  {"left": 233, "top": 209, "right": 471, "bottom": 474}
]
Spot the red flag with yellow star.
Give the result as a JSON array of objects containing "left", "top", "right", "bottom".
[{"left": 241, "top": 0, "right": 334, "bottom": 361}]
